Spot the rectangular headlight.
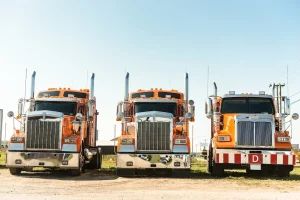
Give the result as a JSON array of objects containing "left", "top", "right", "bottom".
[
  {"left": 121, "top": 138, "right": 133, "bottom": 145},
  {"left": 174, "top": 139, "right": 187, "bottom": 145},
  {"left": 11, "top": 137, "right": 23, "bottom": 143},
  {"left": 218, "top": 136, "right": 230, "bottom": 142},
  {"left": 64, "top": 138, "right": 76, "bottom": 143},
  {"left": 277, "top": 137, "right": 290, "bottom": 142}
]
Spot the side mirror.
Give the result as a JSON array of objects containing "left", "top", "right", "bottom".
[
  {"left": 188, "top": 99, "right": 195, "bottom": 118},
  {"left": 18, "top": 98, "right": 23, "bottom": 116},
  {"left": 185, "top": 112, "right": 193, "bottom": 119},
  {"left": 205, "top": 98, "right": 213, "bottom": 119},
  {"left": 292, "top": 113, "right": 299, "bottom": 120},
  {"left": 285, "top": 97, "right": 290, "bottom": 115},
  {"left": 117, "top": 102, "right": 124, "bottom": 118},
  {"left": 7, "top": 111, "right": 14, "bottom": 118},
  {"left": 75, "top": 113, "right": 83, "bottom": 120},
  {"left": 88, "top": 99, "right": 95, "bottom": 118}
]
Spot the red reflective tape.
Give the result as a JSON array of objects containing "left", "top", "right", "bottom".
[
  {"left": 216, "top": 153, "right": 219, "bottom": 163},
  {"left": 293, "top": 155, "right": 296, "bottom": 165},
  {"left": 270, "top": 154, "right": 277, "bottom": 164},
  {"left": 223, "top": 153, "right": 229, "bottom": 163},
  {"left": 234, "top": 154, "right": 241, "bottom": 164},
  {"left": 283, "top": 155, "right": 289, "bottom": 165}
]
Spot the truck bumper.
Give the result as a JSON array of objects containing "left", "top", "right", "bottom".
[
  {"left": 116, "top": 153, "right": 191, "bottom": 169},
  {"left": 6, "top": 151, "right": 79, "bottom": 169},
  {"left": 215, "top": 149, "right": 295, "bottom": 170}
]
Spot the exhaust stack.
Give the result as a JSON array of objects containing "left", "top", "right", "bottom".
[
  {"left": 185, "top": 73, "right": 189, "bottom": 101},
  {"left": 125, "top": 72, "right": 129, "bottom": 101},
  {"left": 90, "top": 73, "right": 95, "bottom": 99},
  {"left": 30, "top": 71, "right": 36, "bottom": 99},
  {"left": 213, "top": 82, "right": 217, "bottom": 96}
]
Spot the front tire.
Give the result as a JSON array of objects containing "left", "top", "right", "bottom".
[
  {"left": 71, "top": 145, "right": 86, "bottom": 176},
  {"left": 9, "top": 168, "right": 21, "bottom": 175}
]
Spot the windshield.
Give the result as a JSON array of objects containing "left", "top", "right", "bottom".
[
  {"left": 34, "top": 101, "right": 77, "bottom": 116},
  {"left": 221, "top": 97, "right": 274, "bottom": 114},
  {"left": 134, "top": 102, "right": 176, "bottom": 116}
]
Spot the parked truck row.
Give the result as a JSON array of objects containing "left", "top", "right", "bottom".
[{"left": 3, "top": 70, "right": 299, "bottom": 177}]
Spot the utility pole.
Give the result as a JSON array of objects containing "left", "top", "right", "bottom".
[{"left": 4, "top": 122, "right": 6, "bottom": 149}]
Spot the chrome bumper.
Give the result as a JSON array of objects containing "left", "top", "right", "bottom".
[
  {"left": 6, "top": 151, "right": 79, "bottom": 169},
  {"left": 116, "top": 153, "right": 191, "bottom": 169}
]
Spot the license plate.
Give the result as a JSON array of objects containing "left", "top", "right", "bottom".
[{"left": 250, "top": 164, "right": 261, "bottom": 170}]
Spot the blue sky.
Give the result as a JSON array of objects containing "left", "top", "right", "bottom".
[{"left": 0, "top": 0, "right": 300, "bottom": 150}]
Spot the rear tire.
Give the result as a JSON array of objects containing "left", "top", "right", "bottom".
[
  {"left": 207, "top": 143, "right": 213, "bottom": 174},
  {"left": 9, "top": 168, "right": 21, "bottom": 175}
]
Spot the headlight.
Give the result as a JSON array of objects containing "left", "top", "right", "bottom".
[
  {"left": 218, "top": 136, "right": 230, "bottom": 142},
  {"left": 277, "top": 137, "right": 290, "bottom": 142},
  {"left": 64, "top": 138, "right": 76, "bottom": 143},
  {"left": 174, "top": 139, "right": 187, "bottom": 145},
  {"left": 11, "top": 137, "right": 23, "bottom": 143},
  {"left": 121, "top": 138, "right": 133, "bottom": 145}
]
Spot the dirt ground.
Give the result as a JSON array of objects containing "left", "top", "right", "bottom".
[{"left": 1, "top": 169, "right": 300, "bottom": 200}]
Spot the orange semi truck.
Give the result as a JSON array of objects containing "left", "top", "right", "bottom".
[
  {"left": 205, "top": 82, "right": 299, "bottom": 177},
  {"left": 6, "top": 71, "right": 102, "bottom": 176},
  {"left": 115, "top": 72, "right": 195, "bottom": 176}
]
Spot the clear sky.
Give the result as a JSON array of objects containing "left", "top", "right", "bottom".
[{"left": 1, "top": 0, "right": 300, "bottom": 150}]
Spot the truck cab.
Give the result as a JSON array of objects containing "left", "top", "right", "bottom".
[
  {"left": 205, "top": 83, "right": 299, "bottom": 177},
  {"left": 6, "top": 71, "right": 101, "bottom": 176}
]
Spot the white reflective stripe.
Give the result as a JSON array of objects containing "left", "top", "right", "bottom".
[
  {"left": 229, "top": 153, "right": 235, "bottom": 163},
  {"left": 277, "top": 154, "right": 283, "bottom": 164},
  {"left": 263, "top": 154, "right": 271, "bottom": 164},
  {"left": 288, "top": 155, "right": 293, "bottom": 165},
  {"left": 219, "top": 153, "right": 224, "bottom": 163},
  {"left": 241, "top": 153, "right": 247, "bottom": 164}
]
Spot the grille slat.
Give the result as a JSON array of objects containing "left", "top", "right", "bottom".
[
  {"left": 237, "top": 121, "right": 272, "bottom": 147},
  {"left": 137, "top": 121, "right": 171, "bottom": 151},
  {"left": 26, "top": 119, "right": 61, "bottom": 150}
]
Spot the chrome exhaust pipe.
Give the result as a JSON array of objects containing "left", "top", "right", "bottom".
[
  {"left": 213, "top": 82, "right": 217, "bottom": 97},
  {"left": 125, "top": 72, "right": 129, "bottom": 101},
  {"left": 30, "top": 71, "right": 36, "bottom": 99},
  {"left": 185, "top": 73, "right": 189, "bottom": 101},
  {"left": 90, "top": 73, "right": 95, "bottom": 99}
]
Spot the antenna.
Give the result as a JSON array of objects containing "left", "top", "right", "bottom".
[
  {"left": 86, "top": 70, "right": 88, "bottom": 88},
  {"left": 287, "top": 65, "right": 289, "bottom": 97},
  {"left": 206, "top": 65, "right": 209, "bottom": 97},
  {"left": 23, "top": 68, "right": 27, "bottom": 113}
]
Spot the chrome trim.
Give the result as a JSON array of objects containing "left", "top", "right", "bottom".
[
  {"left": 27, "top": 110, "right": 64, "bottom": 118},
  {"left": 117, "top": 154, "right": 191, "bottom": 169},
  {"left": 35, "top": 98, "right": 78, "bottom": 102},
  {"left": 133, "top": 99, "right": 177, "bottom": 103},
  {"left": 25, "top": 117, "right": 63, "bottom": 150},
  {"left": 8, "top": 143, "right": 24, "bottom": 151},
  {"left": 61, "top": 144, "right": 77, "bottom": 152},
  {"left": 234, "top": 114, "right": 274, "bottom": 148},
  {"left": 136, "top": 111, "right": 173, "bottom": 119},
  {"left": 6, "top": 151, "right": 79, "bottom": 169},
  {"left": 172, "top": 145, "right": 189, "bottom": 153},
  {"left": 119, "top": 145, "right": 135, "bottom": 152}
]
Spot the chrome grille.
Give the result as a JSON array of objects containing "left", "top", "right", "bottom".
[
  {"left": 26, "top": 118, "right": 61, "bottom": 150},
  {"left": 136, "top": 121, "right": 171, "bottom": 151},
  {"left": 237, "top": 121, "right": 272, "bottom": 146}
]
